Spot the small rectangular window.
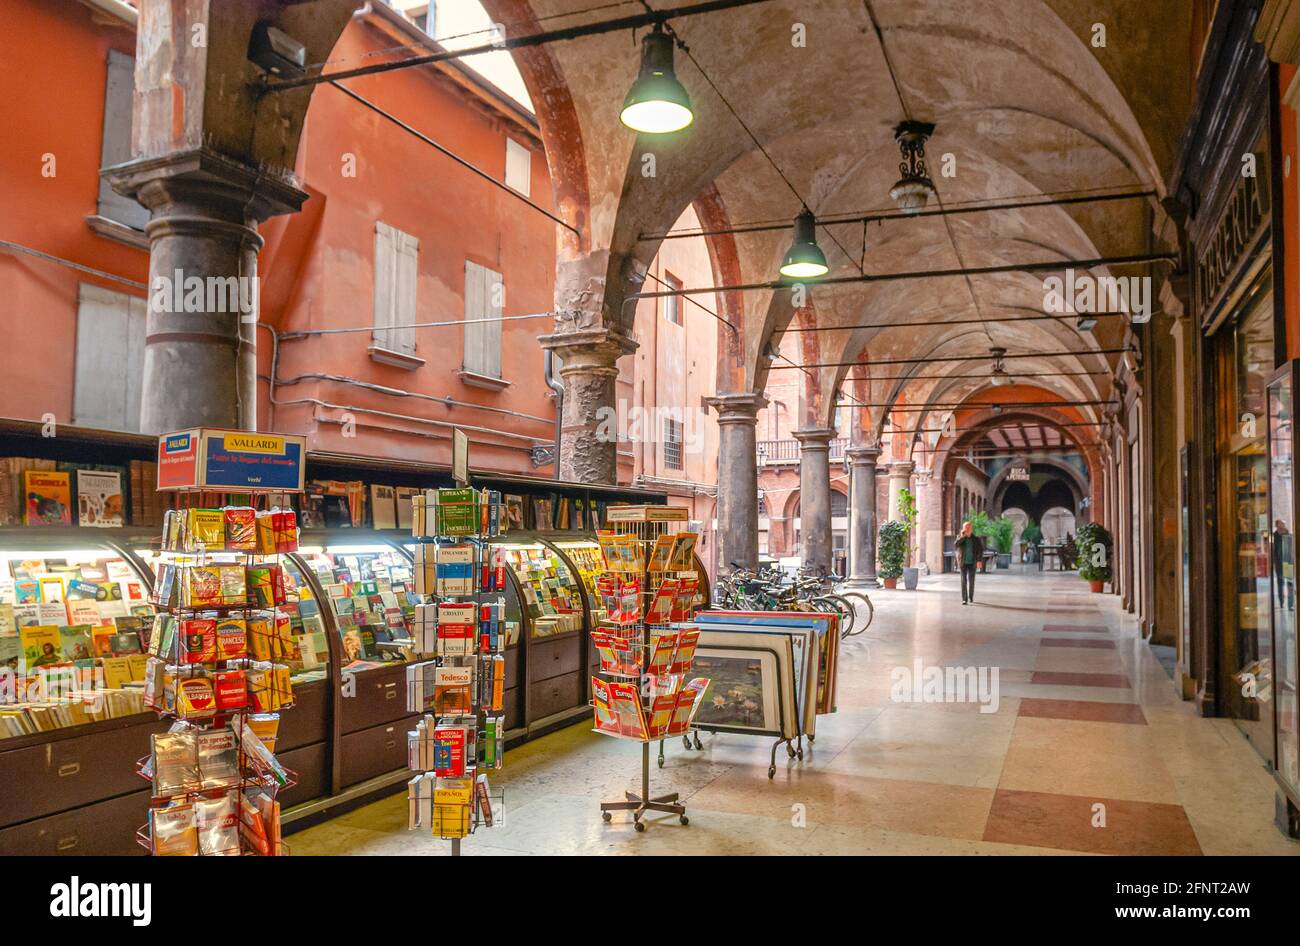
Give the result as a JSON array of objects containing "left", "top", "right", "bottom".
[
  {"left": 663, "top": 272, "right": 682, "bottom": 325},
  {"left": 464, "top": 260, "right": 504, "bottom": 379},
  {"left": 373, "top": 221, "right": 419, "bottom": 356},
  {"left": 74, "top": 283, "right": 146, "bottom": 432},
  {"left": 98, "top": 50, "right": 149, "bottom": 231},
  {"left": 663, "top": 418, "right": 684, "bottom": 470},
  {"left": 505, "top": 138, "right": 531, "bottom": 196}
]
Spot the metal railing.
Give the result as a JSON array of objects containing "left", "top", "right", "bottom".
[{"left": 756, "top": 438, "right": 848, "bottom": 464}]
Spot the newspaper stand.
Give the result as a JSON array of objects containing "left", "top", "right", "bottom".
[
  {"left": 405, "top": 488, "right": 507, "bottom": 856},
  {"left": 592, "top": 506, "right": 707, "bottom": 832},
  {"left": 134, "top": 481, "right": 302, "bottom": 857}
]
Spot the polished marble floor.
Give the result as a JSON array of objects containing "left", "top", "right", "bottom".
[{"left": 292, "top": 567, "right": 1300, "bottom": 856}]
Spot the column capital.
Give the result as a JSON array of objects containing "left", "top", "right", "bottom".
[
  {"left": 705, "top": 392, "right": 767, "bottom": 425},
  {"left": 538, "top": 325, "right": 638, "bottom": 371},
  {"left": 792, "top": 427, "right": 837, "bottom": 448},
  {"left": 846, "top": 444, "right": 882, "bottom": 463},
  {"left": 106, "top": 147, "right": 308, "bottom": 225},
  {"left": 888, "top": 459, "right": 915, "bottom": 476}
]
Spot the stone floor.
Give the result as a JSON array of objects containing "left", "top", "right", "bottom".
[{"left": 291, "top": 567, "right": 1300, "bottom": 855}]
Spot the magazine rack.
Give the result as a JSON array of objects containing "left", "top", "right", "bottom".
[
  {"left": 136, "top": 484, "right": 303, "bottom": 856},
  {"left": 405, "top": 487, "right": 507, "bottom": 856},
  {"left": 592, "top": 507, "right": 707, "bottom": 832}
]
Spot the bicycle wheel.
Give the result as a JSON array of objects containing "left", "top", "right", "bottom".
[
  {"left": 839, "top": 591, "right": 874, "bottom": 634},
  {"left": 814, "top": 594, "right": 855, "bottom": 631}
]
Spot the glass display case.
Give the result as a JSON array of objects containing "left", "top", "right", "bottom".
[
  {"left": 0, "top": 531, "right": 158, "bottom": 741},
  {"left": 548, "top": 536, "right": 606, "bottom": 623},
  {"left": 496, "top": 534, "right": 586, "bottom": 639},
  {"left": 293, "top": 538, "right": 418, "bottom": 673},
  {"left": 1269, "top": 367, "right": 1300, "bottom": 799}
]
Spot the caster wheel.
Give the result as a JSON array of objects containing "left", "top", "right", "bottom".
[
  {"left": 808, "top": 735, "right": 815, "bottom": 744},
  {"left": 679, "top": 815, "right": 689, "bottom": 825},
  {"left": 634, "top": 821, "right": 646, "bottom": 832},
  {"left": 682, "top": 736, "right": 691, "bottom": 750},
  {"left": 797, "top": 749, "right": 804, "bottom": 760},
  {"left": 693, "top": 734, "right": 703, "bottom": 750},
  {"left": 786, "top": 745, "right": 796, "bottom": 759},
  {"left": 601, "top": 811, "right": 612, "bottom": 822},
  {"left": 768, "top": 765, "right": 776, "bottom": 779}
]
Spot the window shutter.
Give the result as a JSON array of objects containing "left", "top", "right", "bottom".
[
  {"left": 74, "top": 283, "right": 146, "bottom": 432},
  {"left": 463, "top": 261, "right": 503, "bottom": 379},
  {"left": 373, "top": 221, "right": 418, "bottom": 355},
  {"left": 505, "top": 138, "right": 531, "bottom": 196},
  {"left": 98, "top": 50, "right": 149, "bottom": 231}
]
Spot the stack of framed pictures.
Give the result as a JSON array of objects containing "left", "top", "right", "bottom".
[{"left": 690, "top": 611, "right": 840, "bottom": 779}]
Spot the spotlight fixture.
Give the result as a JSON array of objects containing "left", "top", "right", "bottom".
[
  {"left": 248, "top": 22, "right": 307, "bottom": 78},
  {"left": 620, "top": 24, "right": 693, "bottom": 134},
  {"left": 989, "top": 347, "right": 1011, "bottom": 386},
  {"left": 889, "top": 120, "right": 937, "bottom": 213},
  {"left": 779, "top": 208, "right": 829, "bottom": 279},
  {"left": 1076, "top": 315, "right": 1098, "bottom": 331}
]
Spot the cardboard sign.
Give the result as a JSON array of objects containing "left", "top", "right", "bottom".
[{"left": 157, "top": 429, "right": 306, "bottom": 493}]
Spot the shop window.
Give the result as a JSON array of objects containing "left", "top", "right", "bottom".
[
  {"left": 505, "top": 138, "right": 531, "bottom": 196},
  {"left": 372, "top": 221, "right": 420, "bottom": 357},
  {"left": 97, "top": 50, "right": 149, "bottom": 232},
  {"left": 663, "top": 272, "right": 682, "bottom": 325},
  {"left": 463, "top": 260, "right": 504, "bottom": 379},
  {"left": 73, "top": 282, "right": 146, "bottom": 432},
  {"left": 663, "top": 418, "right": 684, "bottom": 470}
]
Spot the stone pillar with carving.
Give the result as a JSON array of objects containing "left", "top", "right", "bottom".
[
  {"left": 707, "top": 393, "right": 767, "bottom": 575},
  {"left": 794, "top": 428, "right": 836, "bottom": 576},
  {"left": 845, "top": 445, "right": 881, "bottom": 587}
]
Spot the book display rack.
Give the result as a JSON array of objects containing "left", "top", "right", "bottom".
[
  {"left": 591, "top": 506, "right": 708, "bottom": 832},
  {"left": 134, "top": 494, "right": 302, "bottom": 856},
  {"left": 405, "top": 487, "right": 507, "bottom": 855}
]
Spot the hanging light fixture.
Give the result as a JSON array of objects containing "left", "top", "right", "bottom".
[
  {"left": 989, "top": 347, "right": 1011, "bottom": 386},
  {"left": 620, "top": 24, "right": 693, "bottom": 134},
  {"left": 889, "top": 120, "right": 936, "bottom": 213},
  {"left": 779, "top": 208, "right": 829, "bottom": 279}
]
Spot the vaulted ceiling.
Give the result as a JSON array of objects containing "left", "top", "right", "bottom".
[{"left": 487, "top": 0, "right": 1192, "bottom": 456}]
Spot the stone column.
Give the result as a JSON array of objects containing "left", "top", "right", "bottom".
[
  {"left": 845, "top": 445, "right": 881, "bottom": 588},
  {"left": 794, "top": 428, "right": 835, "bottom": 576},
  {"left": 887, "top": 459, "right": 915, "bottom": 522},
  {"left": 537, "top": 326, "right": 637, "bottom": 483},
  {"left": 706, "top": 393, "right": 766, "bottom": 575},
  {"left": 108, "top": 151, "right": 307, "bottom": 433}
]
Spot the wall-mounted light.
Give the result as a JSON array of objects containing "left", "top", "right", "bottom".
[
  {"left": 989, "top": 347, "right": 1011, "bottom": 386},
  {"left": 620, "top": 25, "right": 693, "bottom": 134}
]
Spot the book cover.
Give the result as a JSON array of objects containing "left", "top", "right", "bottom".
[
  {"left": 370, "top": 484, "right": 398, "bottom": 530},
  {"left": 76, "top": 470, "right": 124, "bottom": 528},
  {"left": 394, "top": 487, "right": 417, "bottom": 530},
  {"left": 19, "top": 625, "right": 64, "bottom": 674},
  {"left": 22, "top": 471, "right": 72, "bottom": 526}
]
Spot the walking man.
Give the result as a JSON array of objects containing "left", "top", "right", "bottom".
[{"left": 954, "top": 520, "right": 985, "bottom": 605}]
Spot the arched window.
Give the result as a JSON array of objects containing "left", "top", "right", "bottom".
[{"left": 831, "top": 491, "right": 848, "bottom": 517}]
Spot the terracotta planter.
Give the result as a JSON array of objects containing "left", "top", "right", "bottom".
[
  {"left": 1089, "top": 580, "right": 1104, "bottom": 593},
  {"left": 883, "top": 577, "right": 898, "bottom": 589}
]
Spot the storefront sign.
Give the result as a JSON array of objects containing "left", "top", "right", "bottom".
[
  {"left": 156, "top": 429, "right": 306, "bottom": 493},
  {"left": 1008, "top": 466, "right": 1030, "bottom": 482},
  {"left": 1197, "top": 155, "right": 1270, "bottom": 324}
]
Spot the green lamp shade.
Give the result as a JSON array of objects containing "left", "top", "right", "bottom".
[
  {"left": 621, "top": 29, "right": 693, "bottom": 134},
  {"left": 779, "top": 209, "right": 829, "bottom": 279}
]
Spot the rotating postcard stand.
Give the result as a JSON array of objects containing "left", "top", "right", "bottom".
[
  {"left": 136, "top": 430, "right": 306, "bottom": 856},
  {"left": 405, "top": 486, "right": 508, "bottom": 856},
  {"left": 590, "top": 507, "right": 709, "bottom": 831}
]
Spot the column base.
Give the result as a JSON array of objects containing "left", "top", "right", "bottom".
[{"left": 842, "top": 576, "right": 879, "bottom": 591}]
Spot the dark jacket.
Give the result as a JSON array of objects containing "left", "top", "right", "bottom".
[{"left": 954, "top": 534, "right": 985, "bottom": 567}]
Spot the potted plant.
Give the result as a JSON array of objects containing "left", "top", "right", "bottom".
[
  {"left": 991, "top": 517, "right": 1014, "bottom": 568},
  {"left": 878, "top": 520, "right": 906, "bottom": 589},
  {"left": 898, "top": 488, "right": 920, "bottom": 589},
  {"left": 1075, "top": 521, "right": 1112, "bottom": 592}
]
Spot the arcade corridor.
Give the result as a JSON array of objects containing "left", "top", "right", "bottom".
[{"left": 293, "top": 568, "right": 1296, "bottom": 856}]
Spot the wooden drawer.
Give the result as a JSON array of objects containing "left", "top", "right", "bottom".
[
  {"left": 339, "top": 663, "right": 408, "bottom": 734},
  {"left": 0, "top": 716, "right": 168, "bottom": 828},
  {"left": 528, "top": 634, "right": 581, "bottom": 684},
  {"left": 278, "top": 679, "right": 329, "bottom": 751},
  {"left": 339, "top": 715, "right": 420, "bottom": 789},
  {"left": 502, "top": 686, "right": 523, "bottom": 731},
  {"left": 528, "top": 672, "right": 583, "bottom": 723},
  {"left": 277, "top": 741, "right": 329, "bottom": 809},
  {"left": 0, "top": 787, "right": 150, "bottom": 855},
  {"left": 503, "top": 645, "right": 521, "bottom": 689}
]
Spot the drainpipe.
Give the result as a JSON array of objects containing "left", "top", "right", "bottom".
[{"left": 544, "top": 349, "right": 564, "bottom": 480}]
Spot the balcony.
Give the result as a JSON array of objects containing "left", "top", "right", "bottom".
[{"left": 756, "top": 438, "right": 847, "bottom": 465}]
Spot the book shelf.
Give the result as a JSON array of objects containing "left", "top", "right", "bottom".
[
  {"left": 590, "top": 506, "right": 708, "bottom": 832},
  {"left": 405, "top": 487, "right": 507, "bottom": 855}
]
